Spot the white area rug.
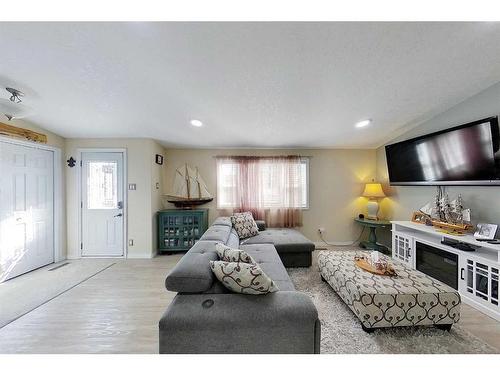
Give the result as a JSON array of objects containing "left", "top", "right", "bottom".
[
  {"left": 288, "top": 249, "right": 497, "bottom": 354},
  {"left": 0, "top": 259, "right": 115, "bottom": 328}
]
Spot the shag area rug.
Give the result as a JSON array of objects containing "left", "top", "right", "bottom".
[{"left": 287, "top": 248, "right": 497, "bottom": 354}]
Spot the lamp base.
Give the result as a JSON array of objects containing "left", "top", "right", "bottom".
[{"left": 366, "top": 200, "right": 379, "bottom": 220}]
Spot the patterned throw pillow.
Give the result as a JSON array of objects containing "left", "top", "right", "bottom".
[
  {"left": 230, "top": 212, "right": 259, "bottom": 239},
  {"left": 215, "top": 243, "right": 255, "bottom": 264},
  {"left": 209, "top": 261, "right": 279, "bottom": 295}
]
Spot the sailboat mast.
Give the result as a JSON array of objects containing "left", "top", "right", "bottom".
[
  {"left": 185, "top": 164, "right": 191, "bottom": 200},
  {"left": 196, "top": 167, "right": 202, "bottom": 199}
]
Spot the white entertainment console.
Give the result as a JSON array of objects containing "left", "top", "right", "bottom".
[{"left": 391, "top": 221, "right": 500, "bottom": 322}]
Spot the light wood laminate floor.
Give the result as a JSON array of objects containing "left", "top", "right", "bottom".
[
  {"left": 0, "top": 254, "right": 499, "bottom": 353},
  {"left": 0, "top": 255, "right": 181, "bottom": 354}
]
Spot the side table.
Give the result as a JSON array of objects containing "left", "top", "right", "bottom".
[{"left": 354, "top": 218, "right": 391, "bottom": 255}]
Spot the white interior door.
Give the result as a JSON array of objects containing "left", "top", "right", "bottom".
[
  {"left": 0, "top": 141, "right": 54, "bottom": 282},
  {"left": 81, "top": 152, "right": 124, "bottom": 257}
]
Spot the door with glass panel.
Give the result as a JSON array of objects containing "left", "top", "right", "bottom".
[{"left": 81, "top": 152, "right": 124, "bottom": 257}]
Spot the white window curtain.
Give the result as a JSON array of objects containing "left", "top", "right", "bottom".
[{"left": 216, "top": 155, "right": 306, "bottom": 227}]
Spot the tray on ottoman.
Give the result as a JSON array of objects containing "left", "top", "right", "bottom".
[{"left": 318, "top": 250, "right": 461, "bottom": 332}]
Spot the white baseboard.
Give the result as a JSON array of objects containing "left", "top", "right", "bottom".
[
  {"left": 314, "top": 241, "right": 393, "bottom": 250},
  {"left": 68, "top": 251, "right": 154, "bottom": 259},
  {"left": 313, "top": 241, "right": 356, "bottom": 249},
  {"left": 127, "top": 251, "right": 154, "bottom": 259}
]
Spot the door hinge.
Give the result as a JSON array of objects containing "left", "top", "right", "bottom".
[
  {"left": 80, "top": 242, "right": 83, "bottom": 250},
  {"left": 81, "top": 201, "right": 83, "bottom": 208},
  {"left": 80, "top": 160, "right": 82, "bottom": 167}
]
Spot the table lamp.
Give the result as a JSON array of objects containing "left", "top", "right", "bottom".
[{"left": 362, "top": 182, "right": 386, "bottom": 220}]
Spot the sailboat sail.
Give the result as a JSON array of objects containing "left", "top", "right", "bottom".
[
  {"left": 194, "top": 167, "right": 211, "bottom": 199},
  {"left": 419, "top": 202, "right": 434, "bottom": 216},
  {"left": 187, "top": 165, "right": 198, "bottom": 199},
  {"left": 170, "top": 167, "right": 189, "bottom": 198},
  {"left": 197, "top": 174, "right": 211, "bottom": 198}
]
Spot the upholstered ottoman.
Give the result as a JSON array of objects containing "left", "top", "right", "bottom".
[{"left": 318, "top": 250, "right": 461, "bottom": 332}]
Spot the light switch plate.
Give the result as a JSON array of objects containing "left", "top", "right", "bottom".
[{"left": 128, "top": 183, "right": 137, "bottom": 190}]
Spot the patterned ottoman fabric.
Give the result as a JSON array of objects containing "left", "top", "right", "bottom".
[{"left": 318, "top": 250, "right": 461, "bottom": 329}]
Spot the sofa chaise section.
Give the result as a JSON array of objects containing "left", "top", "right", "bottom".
[{"left": 240, "top": 226, "right": 315, "bottom": 267}]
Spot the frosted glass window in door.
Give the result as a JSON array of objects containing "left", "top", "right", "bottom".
[{"left": 87, "top": 162, "right": 118, "bottom": 209}]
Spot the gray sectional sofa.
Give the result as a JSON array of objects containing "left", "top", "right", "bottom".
[{"left": 159, "top": 216, "right": 320, "bottom": 354}]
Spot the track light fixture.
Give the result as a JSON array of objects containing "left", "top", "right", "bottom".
[
  {"left": 6, "top": 87, "right": 24, "bottom": 103},
  {"left": 0, "top": 87, "right": 33, "bottom": 121}
]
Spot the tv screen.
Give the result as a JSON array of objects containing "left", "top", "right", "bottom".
[{"left": 385, "top": 117, "right": 500, "bottom": 185}]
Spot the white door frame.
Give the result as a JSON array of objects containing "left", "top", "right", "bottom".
[
  {"left": 77, "top": 148, "right": 127, "bottom": 258},
  {"left": 0, "top": 135, "right": 64, "bottom": 263}
]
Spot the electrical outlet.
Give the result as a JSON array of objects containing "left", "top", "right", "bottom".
[
  {"left": 128, "top": 239, "right": 134, "bottom": 246},
  {"left": 318, "top": 227, "right": 325, "bottom": 234}
]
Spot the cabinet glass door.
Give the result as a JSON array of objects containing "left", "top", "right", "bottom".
[
  {"left": 463, "top": 258, "right": 499, "bottom": 308},
  {"left": 393, "top": 233, "right": 413, "bottom": 266}
]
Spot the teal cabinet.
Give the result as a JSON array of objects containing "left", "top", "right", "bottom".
[{"left": 157, "top": 209, "right": 209, "bottom": 253}]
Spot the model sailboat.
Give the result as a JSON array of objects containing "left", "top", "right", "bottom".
[
  {"left": 165, "top": 164, "right": 213, "bottom": 208},
  {"left": 419, "top": 187, "right": 472, "bottom": 234}
]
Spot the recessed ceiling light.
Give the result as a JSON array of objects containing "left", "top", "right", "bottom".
[
  {"left": 355, "top": 119, "right": 372, "bottom": 128},
  {"left": 190, "top": 119, "right": 203, "bottom": 127}
]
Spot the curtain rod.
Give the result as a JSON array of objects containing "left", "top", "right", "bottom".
[{"left": 213, "top": 155, "right": 312, "bottom": 159}]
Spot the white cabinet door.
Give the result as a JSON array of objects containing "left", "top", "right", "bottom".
[
  {"left": 459, "top": 255, "right": 499, "bottom": 318},
  {"left": 81, "top": 152, "right": 124, "bottom": 257},
  {"left": 458, "top": 255, "right": 469, "bottom": 296},
  {"left": 392, "top": 231, "right": 414, "bottom": 268},
  {"left": 0, "top": 142, "right": 54, "bottom": 282}
]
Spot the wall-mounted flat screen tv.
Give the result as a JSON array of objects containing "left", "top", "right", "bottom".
[{"left": 385, "top": 116, "right": 500, "bottom": 185}]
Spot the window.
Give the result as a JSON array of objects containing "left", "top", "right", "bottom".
[
  {"left": 217, "top": 162, "right": 241, "bottom": 208},
  {"left": 87, "top": 161, "right": 118, "bottom": 209},
  {"left": 216, "top": 157, "right": 309, "bottom": 209}
]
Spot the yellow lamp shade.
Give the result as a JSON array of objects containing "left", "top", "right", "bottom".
[{"left": 362, "top": 183, "right": 386, "bottom": 198}]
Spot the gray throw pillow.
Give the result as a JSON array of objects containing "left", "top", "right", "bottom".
[
  {"left": 230, "top": 212, "right": 259, "bottom": 239},
  {"left": 215, "top": 243, "right": 255, "bottom": 264},
  {"left": 209, "top": 261, "right": 279, "bottom": 295}
]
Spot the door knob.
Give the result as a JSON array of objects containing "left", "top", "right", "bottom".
[{"left": 114, "top": 213, "right": 123, "bottom": 217}]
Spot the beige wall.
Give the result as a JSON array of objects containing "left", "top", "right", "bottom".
[
  {"left": 151, "top": 141, "right": 166, "bottom": 253},
  {"left": 5, "top": 121, "right": 381, "bottom": 255},
  {"left": 376, "top": 81, "right": 500, "bottom": 247},
  {"left": 162, "top": 148, "right": 377, "bottom": 243},
  {"left": 2, "top": 124, "right": 166, "bottom": 258},
  {"left": 65, "top": 138, "right": 163, "bottom": 258},
  {"left": 14, "top": 80, "right": 500, "bottom": 257}
]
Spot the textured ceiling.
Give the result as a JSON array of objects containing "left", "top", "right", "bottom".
[{"left": 1, "top": 22, "right": 500, "bottom": 148}]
